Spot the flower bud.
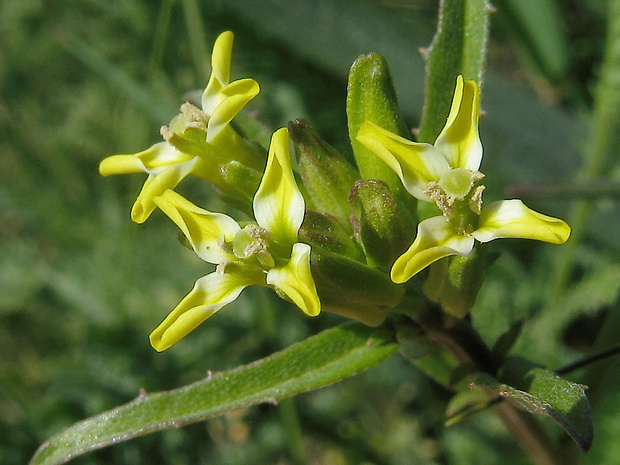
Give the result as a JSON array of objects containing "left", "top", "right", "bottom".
[
  {"left": 289, "top": 119, "right": 359, "bottom": 227},
  {"left": 219, "top": 161, "right": 263, "bottom": 213},
  {"left": 310, "top": 249, "right": 404, "bottom": 326},
  {"left": 298, "top": 210, "right": 363, "bottom": 261},
  {"left": 423, "top": 244, "right": 487, "bottom": 317},
  {"left": 346, "top": 53, "right": 409, "bottom": 198},
  {"left": 349, "top": 180, "right": 416, "bottom": 270}
]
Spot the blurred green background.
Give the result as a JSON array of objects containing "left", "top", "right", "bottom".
[{"left": 2, "top": 0, "right": 620, "bottom": 464}]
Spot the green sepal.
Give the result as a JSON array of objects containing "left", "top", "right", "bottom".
[
  {"left": 349, "top": 179, "right": 416, "bottom": 270},
  {"left": 311, "top": 250, "right": 404, "bottom": 326},
  {"left": 346, "top": 53, "right": 410, "bottom": 198},
  {"left": 423, "top": 243, "right": 486, "bottom": 317},
  {"left": 219, "top": 161, "right": 264, "bottom": 213},
  {"left": 409, "top": 343, "right": 461, "bottom": 388},
  {"left": 298, "top": 209, "right": 363, "bottom": 260},
  {"left": 289, "top": 119, "right": 359, "bottom": 227}
]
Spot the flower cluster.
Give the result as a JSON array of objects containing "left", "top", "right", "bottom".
[
  {"left": 100, "top": 32, "right": 570, "bottom": 350},
  {"left": 101, "top": 32, "right": 319, "bottom": 351}
]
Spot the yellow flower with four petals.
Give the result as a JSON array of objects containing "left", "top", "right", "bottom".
[
  {"left": 357, "top": 76, "right": 570, "bottom": 284},
  {"left": 149, "top": 128, "right": 320, "bottom": 351},
  {"left": 99, "top": 31, "right": 260, "bottom": 223}
]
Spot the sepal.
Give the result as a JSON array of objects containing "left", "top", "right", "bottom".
[
  {"left": 349, "top": 179, "right": 416, "bottom": 270},
  {"left": 289, "top": 119, "right": 359, "bottom": 227},
  {"left": 423, "top": 244, "right": 486, "bottom": 317},
  {"left": 298, "top": 210, "right": 363, "bottom": 260},
  {"left": 310, "top": 250, "right": 404, "bottom": 326}
]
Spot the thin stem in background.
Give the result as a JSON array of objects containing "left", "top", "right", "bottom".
[
  {"left": 181, "top": 0, "right": 210, "bottom": 83},
  {"left": 547, "top": 0, "right": 620, "bottom": 303},
  {"left": 149, "top": 0, "right": 176, "bottom": 76}
]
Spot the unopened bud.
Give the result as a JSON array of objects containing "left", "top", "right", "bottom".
[
  {"left": 349, "top": 180, "right": 416, "bottom": 270},
  {"left": 347, "top": 53, "right": 409, "bottom": 197},
  {"left": 289, "top": 119, "right": 359, "bottom": 227},
  {"left": 219, "top": 161, "right": 263, "bottom": 214},
  {"left": 423, "top": 245, "right": 487, "bottom": 317},
  {"left": 310, "top": 250, "right": 404, "bottom": 326},
  {"left": 299, "top": 210, "right": 363, "bottom": 261}
]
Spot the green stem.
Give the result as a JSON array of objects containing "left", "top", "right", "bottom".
[
  {"left": 418, "top": 0, "right": 490, "bottom": 143},
  {"left": 181, "top": 0, "right": 210, "bottom": 83},
  {"left": 278, "top": 398, "right": 307, "bottom": 465},
  {"left": 547, "top": 0, "right": 620, "bottom": 303},
  {"left": 255, "top": 288, "right": 307, "bottom": 464},
  {"left": 148, "top": 0, "right": 176, "bottom": 76},
  {"left": 406, "top": 304, "right": 572, "bottom": 465}
]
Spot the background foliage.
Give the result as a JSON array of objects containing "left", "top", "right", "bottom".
[{"left": 2, "top": 0, "right": 619, "bottom": 464}]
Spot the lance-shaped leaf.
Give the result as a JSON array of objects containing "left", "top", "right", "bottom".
[
  {"left": 488, "top": 358, "right": 594, "bottom": 452},
  {"left": 30, "top": 323, "right": 398, "bottom": 465}
]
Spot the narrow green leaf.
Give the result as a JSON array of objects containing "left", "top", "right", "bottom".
[
  {"left": 418, "top": 0, "right": 491, "bottom": 143},
  {"left": 30, "top": 323, "right": 398, "bottom": 465},
  {"left": 490, "top": 359, "right": 594, "bottom": 452},
  {"left": 492, "top": 0, "right": 569, "bottom": 82}
]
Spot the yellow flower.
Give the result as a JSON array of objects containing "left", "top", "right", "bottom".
[
  {"left": 357, "top": 76, "right": 570, "bottom": 284},
  {"left": 99, "top": 31, "right": 260, "bottom": 223},
  {"left": 149, "top": 128, "right": 320, "bottom": 351}
]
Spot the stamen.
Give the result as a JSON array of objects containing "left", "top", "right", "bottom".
[{"left": 424, "top": 182, "right": 455, "bottom": 219}]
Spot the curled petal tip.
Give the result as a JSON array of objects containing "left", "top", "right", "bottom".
[
  {"left": 390, "top": 216, "right": 475, "bottom": 283},
  {"left": 253, "top": 128, "right": 305, "bottom": 245},
  {"left": 267, "top": 243, "right": 320, "bottom": 316},
  {"left": 99, "top": 154, "right": 145, "bottom": 176},
  {"left": 149, "top": 272, "right": 247, "bottom": 351},
  {"left": 474, "top": 199, "right": 571, "bottom": 244}
]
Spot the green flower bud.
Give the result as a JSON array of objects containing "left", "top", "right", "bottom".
[
  {"left": 298, "top": 210, "right": 363, "bottom": 260},
  {"left": 219, "top": 161, "right": 263, "bottom": 214},
  {"left": 423, "top": 244, "right": 487, "bottom": 317},
  {"left": 349, "top": 179, "right": 416, "bottom": 270},
  {"left": 289, "top": 119, "right": 359, "bottom": 228},
  {"left": 310, "top": 249, "right": 404, "bottom": 326},
  {"left": 346, "top": 53, "right": 409, "bottom": 198}
]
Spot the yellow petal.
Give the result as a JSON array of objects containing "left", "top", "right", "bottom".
[
  {"left": 434, "top": 76, "right": 483, "bottom": 171},
  {"left": 473, "top": 199, "right": 571, "bottom": 244},
  {"left": 206, "top": 78, "right": 260, "bottom": 143},
  {"left": 153, "top": 189, "right": 241, "bottom": 263},
  {"left": 99, "top": 142, "right": 193, "bottom": 176},
  {"left": 267, "top": 243, "right": 321, "bottom": 316},
  {"left": 253, "top": 128, "right": 305, "bottom": 245},
  {"left": 129, "top": 158, "right": 201, "bottom": 224},
  {"left": 149, "top": 272, "right": 248, "bottom": 352},
  {"left": 356, "top": 121, "right": 450, "bottom": 200},
  {"left": 391, "top": 216, "right": 475, "bottom": 283},
  {"left": 201, "top": 31, "right": 234, "bottom": 116}
]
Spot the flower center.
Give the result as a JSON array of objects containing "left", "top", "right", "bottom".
[
  {"left": 439, "top": 168, "right": 477, "bottom": 199},
  {"left": 424, "top": 169, "right": 486, "bottom": 235}
]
